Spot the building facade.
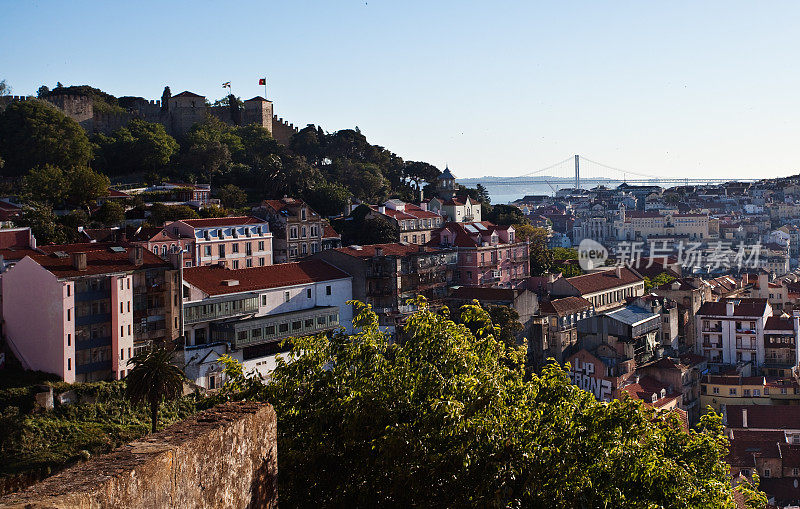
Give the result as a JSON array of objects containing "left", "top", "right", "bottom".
[
  {"left": 165, "top": 216, "right": 272, "bottom": 269},
  {"left": 2, "top": 244, "right": 180, "bottom": 383},
  {"left": 253, "top": 198, "right": 333, "bottom": 263},
  {"left": 181, "top": 260, "right": 353, "bottom": 388}
]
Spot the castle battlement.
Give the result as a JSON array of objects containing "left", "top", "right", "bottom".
[{"left": 2, "top": 86, "right": 296, "bottom": 145}]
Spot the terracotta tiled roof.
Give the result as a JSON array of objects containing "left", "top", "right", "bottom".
[
  {"left": 183, "top": 260, "right": 350, "bottom": 296},
  {"left": 322, "top": 223, "right": 340, "bottom": 239},
  {"left": 106, "top": 188, "right": 130, "bottom": 198},
  {"left": 179, "top": 216, "right": 266, "bottom": 228},
  {"left": 697, "top": 298, "right": 769, "bottom": 317},
  {"left": 334, "top": 243, "right": 442, "bottom": 259},
  {"left": 539, "top": 296, "right": 592, "bottom": 316},
  {"left": 0, "top": 228, "right": 32, "bottom": 249},
  {"left": 765, "top": 316, "right": 793, "bottom": 331},
  {"left": 706, "top": 375, "right": 766, "bottom": 386},
  {"left": 32, "top": 244, "right": 170, "bottom": 278},
  {"left": 0, "top": 247, "right": 40, "bottom": 261},
  {"left": 563, "top": 268, "right": 643, "bottom": 295},
  {"left": 371, "top": 203, "right": 440, "bottom": 220},
  {"left": 726, "top": 405, "right": 800, "bottom": 429},
  {"left": 619, "top": 375, "right": 680, "bottom": 408}
]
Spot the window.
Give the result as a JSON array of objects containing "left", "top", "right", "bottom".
[
  {"left": 67, "top": 358, "right": 71, "bottom": 370},
  {"left": 128, "top": 325, "right": 131, "bottom": 335},
  {"left": 121, "top": 326, "right": 124, "bottom": 337},
  {"left": 307, "top": 288, "right": 312, "bottom": 298},
  {"left": 763, "top": 469, "right": 771, "bottom": 478},
  {"left": 793, "top": 467, "right": 799, "bottom": 476},
  {"left": 753, "top": 389, "right": 761, "bottom": 396},
  {"left": 258, "top": 241, "right": 265, "bottom": 251},
  {"left": 265, "top": 325, "right": 276, "bottom": 337},
  {"left": 67, "top": 309, "right": 71, "bottom": 321},
  {"left": 290, "top": 227, "right": 298, "bottom": 239},
  {"left": 67, "top": 333, "right": 71, "bottom": 346},
  {"left": 305, "top": 318, "right": 314, "bottom": 329},
  {"left": 259, "top": 257, "right": 265, "bottom": 266},
  {"left": 153, "top": 246, "right": 158, "bottom": 254},
  {"left": 712, "top": 387, "right": 720, "bottom": 394},
  {"left": 743, "top": 389, "right": 750, "bottom": 396},
  {"left": 232, "top": 260, "right": 239, "bottom": 269},
  {"left": 120, "top": 348, "right": 124, "bottom": 360},
  {"left": 237, "top": 331, "right": 248, "bottom": 341},
  {"left": 246, "top": 259, "right": 253, "bottom": 268},
  {"left": 279, "top": 323, "right": 289, "bottom": 333},
  {"left": 232, "top": 243, "right": 239, "bottom": 253},
  {"left": 262, "top": 295, "right": 267, "bottom": 306},
  {"left": 301, "top": 226, "right": 307, "bottom": 238},
  {"left": 326, "top": 285, "right": 331, "bottom": 296},
  {"left": 301, "top": 209, "right": 307, "bottom": 220},
  {"left": 251, "top": 328, "right": 262, "bottom": 339},
  {"left": 782, "top": 387, "right": 788, "bottom": 395},
  {"left": 284, "top": 291, "right": 290, "bottom": 302},
  {"left": 204, "top": 246, "right": 212, "bottom": 256}
]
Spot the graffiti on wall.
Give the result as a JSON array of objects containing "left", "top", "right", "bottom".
[{"left": 570, "top": 358, "right": 613, "bottom": 402}]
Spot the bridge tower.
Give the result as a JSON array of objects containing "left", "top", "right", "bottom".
[{"left": 574, "top": 154, "right": 580, "bottom": 189}]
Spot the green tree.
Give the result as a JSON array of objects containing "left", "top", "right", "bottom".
[
  {"left": 93, "top": 200, "right": 126, "bottom": 226},
  {"left": 486, "top": 204, "right": 527, "bottom": 225},
  {"left": 644, "top": 272, "right": 677, "bottom": 292},
  {"left": 20, "top": 165, "right": 67, "bottom": 206},
  {"left": 512, "top": 223, "right": 537, "bottom": 242},
  {"left": 0, "top": 80, "right": 10, "bottom": 96},
  {"left": 148, "top": 203, "right": 199, "bottom": 226},
  {"left": 476, "top": 183, "right": 491, "bottom": 204},
  {"left": 125, "top": 347, "right": 185, "bottom": 433},
  {"left": 304, "top": 181, "right": 351, "bottom": 217},
  {"left": 528, "top": 227, "right": 553, "bottom": 276},
  {"left": 217, "top": 184, "right": 247, "bottom": 209},
  {"left": 66, "top": 166, "right": 109, "bottom": 209},
  {"left": 248, "top": 300, "right": 759, "bottom": 507},
  {"left": 0, "top": 100, "right": 92, "bottom": 177},
  {"left": 13, "top": 204, "right": 69, "bottom": 244},
  {"left": 93, "top": 119, "right": 178, "bottom": 176}
]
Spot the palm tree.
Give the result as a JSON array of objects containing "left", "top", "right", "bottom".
[{"left": 125, "top": 347, "right": 185, "bottom": 433}]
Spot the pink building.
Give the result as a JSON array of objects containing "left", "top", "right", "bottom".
[
  {"left": 428, "top": 221, "right": 529, "bottom": 286},
  {"left": 163, "top": 216, "right": 273, "bottom": 269},
  {"left": 129, "top": 226, "right": 195, "bottom": 267},
  {"left": 2, "top": 245, "right": 178, "bottom": 383}
]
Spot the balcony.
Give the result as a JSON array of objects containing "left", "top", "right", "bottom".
[
  {"left": 214, "top": 306, "right": 341, "bottom": 349},
  {"left": 702, "top": 325, "right": 722, "bottom": 332},
  {"left": 76, "top": 336, "right": 112, "bottom": 350},
  {"left": 75, "top": 289, "right": 109, "bottom": 302},
  {"left": 184, "top": 294, "right": 260, "bottom": 324},
  {"left": 76, "top": 313, "right": 111, "bottom": 326},
  {"left": 76, "top": 360, "right": 112, "bottom": 375}
]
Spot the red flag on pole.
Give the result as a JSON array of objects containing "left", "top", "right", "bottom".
[{"left": 258, "top": 78, "right": 266, "bottom": 85}]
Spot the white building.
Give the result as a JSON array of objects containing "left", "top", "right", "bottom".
[
  {"left": 181, "top": 260, "right": 353, "bottom": 388},
  {"left": 696, "top": 298, "right": 772, "bottom": 368}
]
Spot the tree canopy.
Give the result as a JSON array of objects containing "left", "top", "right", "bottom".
[
  {"left": 0, "top": 100, "right": 92, "bottom": 177},
  {"left": 213, "top": 299, "right": 763, "bottom": 508}
]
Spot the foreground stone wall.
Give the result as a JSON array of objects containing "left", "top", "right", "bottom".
[{"left": 0, "top": 401, "right": 277, "bottom": 509}]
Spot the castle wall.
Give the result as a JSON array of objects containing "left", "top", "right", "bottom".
[
  {"left": 1, "top": 93, "right": 294, "bottom": 144},
  {"left": 0, "top": 402, "right": 278, "bottom": 509},
  {"left": 271, "top": 115, "right": 298, "bottom": 145}
]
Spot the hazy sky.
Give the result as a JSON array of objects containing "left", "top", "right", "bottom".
[{"left": 2, "top": 1, "right": 799, "bottom": 180}]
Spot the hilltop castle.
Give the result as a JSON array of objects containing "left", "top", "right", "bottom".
[{"left": 0, "top": 88, "right": 299, "bottom": 144}]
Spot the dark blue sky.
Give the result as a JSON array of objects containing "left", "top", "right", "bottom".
[{"left": 2, "top": 1, "right": 799, "bottom": 179}]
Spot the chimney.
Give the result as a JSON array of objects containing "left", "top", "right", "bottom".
[
  {"left": 742, "top": 408, "right": 748, "bottom": 428},
  {"left": 420, "top": 201, "right": 427, "bottom": 211},
  {"left": 128, "top": 245, "right": 144, "bottom": 266},
  {"left": 71, "top": 252, "right": 87, "bottom": 271},
  {"left": 615, "top": 266, "right": 622, "bottom": 278},
  {"left": 726, "top": 300, "right": 735, "bottom": 316},
  {"left": 375, "top": 247, "right": 384, "bottom": 257}
]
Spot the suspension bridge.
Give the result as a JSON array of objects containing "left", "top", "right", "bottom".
[{"left": 461, "top": 154, "right": 758, "bottom": 191}]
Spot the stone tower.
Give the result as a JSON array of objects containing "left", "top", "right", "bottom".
[{"left": 243, "top": 97, "right": 273, "bottom": 134}]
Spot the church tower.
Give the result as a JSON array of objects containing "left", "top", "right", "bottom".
[{"left": 436, "top": 166, "right": 457, "bottom": 200}]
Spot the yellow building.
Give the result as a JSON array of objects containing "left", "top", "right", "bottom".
[{"left": 701, "top": 375, "right": 800, "bottom": 412}]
